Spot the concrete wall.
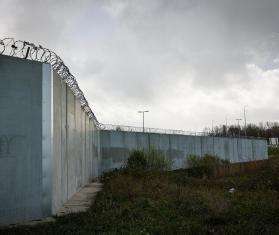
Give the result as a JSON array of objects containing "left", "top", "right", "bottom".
[
  {"left": 100, "top": 130, "right": 268, "bottom": 172},
  {"left": 0, "top": 55, "right": 44, "bottom": 224},
  {"left": 0, "top": 55, "right": 100, "bottom": 224},
  {"left": 52, "top": 72, "right": 100, "bottom": 213}
]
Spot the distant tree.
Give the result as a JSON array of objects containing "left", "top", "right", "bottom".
[
  {"left": 204, "top": 122, "right": 279, "bottom": 139},
  {"left": 115, "top": 126, "right": 123, "bottom": 131}
]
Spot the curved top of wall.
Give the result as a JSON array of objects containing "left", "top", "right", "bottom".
[{"left": 0, "top": 37, "right": 100, "bottom": 127}]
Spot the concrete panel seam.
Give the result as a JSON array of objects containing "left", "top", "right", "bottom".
[{"left": 42, "top": 63, "right": 53, "bottom": 216}]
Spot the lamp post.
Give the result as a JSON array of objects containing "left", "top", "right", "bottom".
[
  {"left": 138, "top": 110, "right": 149, "bottom": 132},
  {"left": 244, "top": 106, "right": 248, "bottom": 136}
]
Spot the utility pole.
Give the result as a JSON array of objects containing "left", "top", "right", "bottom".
[
  {"left": 244, "top": 106, "right": 247, "bottom": 137},
  {"left": 138, "top": 110, "right": 149, "bottom": 132},
  {"left": 236, "top": 118, "right": 242, "bottom": 137}
]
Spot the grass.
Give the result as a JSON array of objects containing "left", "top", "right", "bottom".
[{"left": 2, "top": 156, "right": 279, "bottom": 234}]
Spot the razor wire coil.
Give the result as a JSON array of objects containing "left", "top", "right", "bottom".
[{"left": 0, "top": 37, "right": 101, "bottom": 127}]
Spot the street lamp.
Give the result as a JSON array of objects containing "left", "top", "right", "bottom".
[
  {"left": 138, "top": 110, "right": 149, "bottom": 132},
  {"left": 243, "top": 106, "right": 248, "bottom": 136}
]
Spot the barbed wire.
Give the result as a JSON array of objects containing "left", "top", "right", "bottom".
[
  {"left": 100, "top": 123, "right": 266, "bottom": 139},
  {"left": 100, "top": 123, "right": 209, "bottom": 136},
  {"left": 0, "top": 37, "right": 101, "bottom": 127}
]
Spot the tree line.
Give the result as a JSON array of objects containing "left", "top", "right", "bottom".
[{"left": 204, "top": 122, "right": 279, "bottom": 139}]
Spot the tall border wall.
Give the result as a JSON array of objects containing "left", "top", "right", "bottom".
[
  {"left": 52, "top": 69, "right": 100, "bottom": 214},
  {"left": 0, "top": 54, "right": 268, "bottom": 225},
  {"left": 0, "top": 55, "right": 45, "bottom": 224},
  {"left": 0, "top": 55, "right": 100, "bottom": 224},
  {"left": 100, "top": 130, "right": 268, "bottom": 172}
]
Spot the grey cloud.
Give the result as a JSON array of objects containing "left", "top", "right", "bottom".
[
  {"left": 1, "top": 0, "right": 279, "bottom": 129},
  {"left": 1, "top": 0, "right": 93, "bottom": 47},
  {"left": 102, "top": 0, "right": 279, "bottom": 91}
]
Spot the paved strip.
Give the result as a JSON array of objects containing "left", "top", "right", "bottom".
[{"left": 56, "top": 182, "right": 103, "bottom": 216}]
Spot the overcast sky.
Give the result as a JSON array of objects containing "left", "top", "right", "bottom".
[{"left": 1, "top": 0, "right": 279, "bottom": 131}]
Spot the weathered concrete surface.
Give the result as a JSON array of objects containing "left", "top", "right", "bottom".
[
  {"left": 56, "top": 182, "right": 102, "bottom": 216},
  {"left": 0, "top": 55, "right": 100, "bottom": 225},
  {"left": 100, "top": 130, "right": 268, "bottom": 172},
  {"left": 0, "top": 55, "right": 44, "bottom": 224},
  {"left": 52, "top": 71, "right": 100, "bottom": 214}
]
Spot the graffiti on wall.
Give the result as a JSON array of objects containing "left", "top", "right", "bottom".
[{"left": 0, "top": 135, "right": 25, "bottom": 158}]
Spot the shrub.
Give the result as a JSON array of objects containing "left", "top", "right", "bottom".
[
  {"left": 186, "top": 154, "right": 230, "bottom": 178},
  {"left": 147, "top": 147, "right": 172, "bottom": 171},
  {"left": 126, "top": 150, "right": 148, "bottom": 170},
  {"left": 268, "top": 146, "right": 279, "bottom": 156},
  {"left": 125, "top": 148, "right": 172, "bottom": 171}
]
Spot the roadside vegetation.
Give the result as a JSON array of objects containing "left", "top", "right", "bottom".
[{"left": 2, "top": 149, "right": 279, "bottom": 234}]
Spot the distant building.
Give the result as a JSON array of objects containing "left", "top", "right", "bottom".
[{"left": 269, "top": 138, "right": 279, "bottom": 146}]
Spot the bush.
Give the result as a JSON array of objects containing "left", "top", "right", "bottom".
[
  {"left": 126, "top": 150, "right": 148, "bottom": 170},
  {"left": 186, "top": 154, "right": 230, "bottom": 178},
  {"left": 147, "top": 148, "right": 172, "bottom": 171},
  {"left": 268, "top": 146, "right": 279, "bottom": 156},
  {"left": 125, "top": 148, "right": 172, "bottom": 171}
]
